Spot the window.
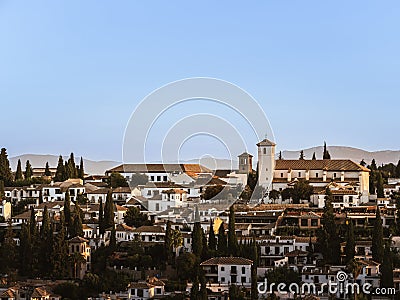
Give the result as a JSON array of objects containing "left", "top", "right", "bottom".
[
  {"left": 263, "top": 148, "right": 266, "bottom": 154},
  {"left": 221, "top": 277, "right": 225, "bottom": 283},
  {"left": 163, "top": 176, "right": 167, "bottom": 181},
  {"left": 333, "top": 173, "right": 337, "bottom": 178},
  {"left": 242, "top": 267, "right": 246, "bottom": 274},
  {"left": 281, "top": 173, "right": 284, "bottom": 178},
  {"left": 157, "top": 176, "right": 161, "bottom": 181},
  {"left": 301, "top": 219, "right": 308, "bottom": 227},
  {"left": 316, "top": 173, "right": 319, "bottom": 178},
  {"left": 241, "top": 276, "right": 246, "bottom": 283},
  {"left": 150, "top": 176, "right": 154, "bottom": 181},
  {"left": 147, "top": 190, "right": 152, "bottom": 196},
  {"left": 221, "top": 267, "right": 225, "bottom": 271}
]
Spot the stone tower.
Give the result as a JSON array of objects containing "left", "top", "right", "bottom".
[
  {"left": 238, "top": 152, "right": 253, "bottom": 174},
  {"left": 257, "top": 138, "right": 276, "bottom": 191}
]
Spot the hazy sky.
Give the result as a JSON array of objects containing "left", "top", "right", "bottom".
[{"left": 1, "top": 1, "right": 399, "bottom": 162}]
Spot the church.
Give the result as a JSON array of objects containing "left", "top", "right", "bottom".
[{"left": 246, "top": 139, "right": 371, "bottom": 206}]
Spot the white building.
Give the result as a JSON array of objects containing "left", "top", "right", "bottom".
[{"left": 197, "top": 257, "right": 253, "bottom": 293}]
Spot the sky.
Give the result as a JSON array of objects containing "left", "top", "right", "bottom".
[{"left": 1, "top": 1, "right": 399, "bottom": 162}]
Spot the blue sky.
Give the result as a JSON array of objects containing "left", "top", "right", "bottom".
[{"left": 1, "top": 1, "right": 399, "bottom": 162}]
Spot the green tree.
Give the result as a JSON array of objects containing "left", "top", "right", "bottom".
[
  {"left": 0, "top": 148, "right": 13, "bottom": 185},
  {"left": 291, "top": 179, "right": 313, "bottom": 204},
  {"left": 176, "top": 252, "right": 197, "bottom": 280},
  {"left": 109, "top": 172, "right": 129, "bottom": 188},
  {"left": 103, "top": 190, "right": 115, "bottom": 230},
  {"left": 345, "top": 220, "right": 355, "bottom": 264},
  {"left": 55, "top": 155, "right": 66, "bottom": 182},
  {"left": 228, "top": 205, "right": 238, "bottom": 256},
  {"left": 67, "top": 152, "right": 78, "bottom": 179},
  {"left": 217, "top": 222, "right": 227, "bottom": 256},
  {"left": 278, "top": 151, "right": 282, "bottom": 160},
  {"left": 281, "top": 188, "right": 292, "bottom": 201},
  {"left": 192, "top": 222, "right": 203, "bottom": 257},
  {"left": 312, "top": 152, "right": 316, "bottom": 160},
  {"left": 376, "top": 172, "right": 385, "bottom": 198},
  {"left": 19, "top": 223, "right": 33, "bottom": 276},
  {"left": 78, "top": 157, "right": 85, "bottom": 179},
  {"left": 372, "top": 207, "right": 384, "bottom": 263},
  {"left": 360, "top": 159, "right": 367, "bottom": 167},
  {"left": 110, "top": 226, "right": 116, "bottom": 249},
  {"left": 370, "top": 159, "right": 378, "bottom": 171},
  {"left": 396, "top": 160, "right": 400, "bottom": 178},
  {"left": 64, "top": 190, "right": 72, "bottom": 228},
  {"left": 208, "top": 219, "right": 216, "bottom": 252},
  {"left": 165, "top": 220, "right": 173, "bottom": 263},
  {"left": 130, "top": 173, "right": 148, "bottom": 187},
  {"left": 251, "top": 240, "right": 259, "bottom": 300},
  {"left": 24, "top": 160, "right": 33, "bottom": 179},
  {"left": 269, "top": 189, "right": 280, "bottom": 203},
  {"left": 323, "top": 142, "right": 331, "bottom": 159},
  {"left": 317, "top": 188, "right": 340, "bottom": 264},
  {"left": 44, "top": 161, "right": 52, "bottom": 176},
  {"left": 98, "top": 199, "right": 105, "bottom": 235},
  {"left": 0, "top": 221, "right": 17, "bottom": 275},
  {"left": 0, "top": 180, "right": 4, "bottom": 199},
  {"left": 51, "top": 213, "right": 68, "bottom": 278},
  {"left": 124, "top": 206, "right": 152, "bottom": 228},
  {"left": 380, "top": 245, "right": 394, "bottom": 288},
  {"left": 71, "top": 203, "right": 83, "bottom": 237},
  {"left": 15, "top": 159, "right": 23, "bottom": 181}
]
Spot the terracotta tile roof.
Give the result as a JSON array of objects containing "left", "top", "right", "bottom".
[
  {"left": 69, "top": 236, "right": 89, "bottom": 243},
  {"left": 116, "top": 223, "right": 134, "bottom": 232},
  {"left": 256, "top": 138, "right": 276, "bottom": 146},
  {"left": 285, "top": 249, "right": 309, "bottom": 257},
  {"left": 1, "top": 289, "right": 15, "bottom": 297},
  {"left": 238, "top": 152, "right": 253, "bottom": 157},
  {"left": 275, "top": 159, "right": 370, "bottom": 172},
  {"left": 134, "top": 225, "right": 165, "bottom": 233},
  {"left": 107, "top": 163, "right": 211, "bottom": 174},
  {"left": 113, "top": 187, "right": 132, "bottom": 193},
  {"left": 86, "top": 188, "right": 110, "bottom": 194},
  {"left": 200, "top": 257, "right": 253, "bottom": 266}
]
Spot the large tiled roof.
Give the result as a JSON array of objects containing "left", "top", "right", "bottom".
[
  {"left": 107, "top": 163, "right": 211, "bottom": 174},
  {"left": 275, "top": 159, "right": 370, "bottom": 172},
  {"left": 134, "top": 225, "right": 165, "bottom": 233},
  {"left": 200, "top": 257, "right": 253, "bottom": 266}
]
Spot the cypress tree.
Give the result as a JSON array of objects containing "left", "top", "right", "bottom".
[
  {"left": 15, "top": 159, "right": 23, "bottom": 181},
  {"left": 98, "top": 199, "right": 104, "bottom": 235},
  {"left": 323, "top": 142, "right": 331, "bottom": 159},
  {"left": 372, "top": 207, "right": 384, "bottom": 263},
  {"left": 380, "top": 245, "right": 394, "bottom": 288},
  {"left": 19, "top": 223, "right": 32, "bottom": 276},
  {"left": 312, "top": 152, "right": 316, "bottom": 160},
  {"left": 201, "top": 230, "right": 209, "bottom": 260},
  {"left": 71, "top": 203, "right": 83, "bottom": 237},
  {"left": 38, "top": 206, "right": 52, "bottom": 275},
  {"left": 29, "top": 206, "right": 37, "bottom": 237},
  {"left": 68, "top": 153, "right": 78, "bottom": 178},
  {"left": 228, "top": 206, "right": 238, "bottom": 256},
  {"left": 360, "top": 159, "right": 367, "bottom": 167},
  {"left": 79, "top": 157, "right": 84, "bottom": 179},
  {"left": 110, "top": 226, "right": 116, "bottom": 249},
  {"left": 0, "top": 180, "right": 4, "bottom": 199},
  {"left": 376, "top": 172, "right": 385, "bottom": 198},
  {"left": 51, "top": 212, "right": 68, "bottom": 278},
  {"left": 0, "top": 148, "right": 13, "bottom": 185},
  {"left": 318, "top": 188, "right": 340, "bottom": 264},
  {"left": 251, "top": 239, "right": 258, "bottom": 300},
  {"left": 24, "top": 160, "right": 33, "bottom": 179},
  {"left": 192, "top": 222, "right": 203, "bottom": 257},
  {"left": 44, "top": 162, "right": 51, "bottom": 176},
  {"left": 40, "top": 206, "right": 50, "bottom": 238},
  {"left": 103, "top": 190, "right": 115, "bottom": 230},
  {"left": 217, "top": 222, "right": 227, "bottom": 256},
  {"left": 345, "top": 219, "right": 355, "bottom": 264},
  {"left": 0, "top": 221, "right": 17, "bottom": 275},
  {"left": 370, "top": 159, "right": 378, "bottom": 171},
  {"left": 299, "top": 150, "right": 305, "bottom": 160},
  {"left": 165, "top": 220, "right": 173, "bottom": 263},
  {"left": 208, "top": 219, "right": 216, "bottom": 252},
  {"left": 55, "top": 155, "right": 66, "bottom": 182},
  {"left": 64, "top": 161, "right": 70, "bottom": 179},
  {"left": 396, "top": 160, "right": 400, "bottom": 178},
  {"left": 64, "top": 190, "right": 72, "bottom": 228},
  {"left": 278, "top": 151, "right": 282, "bottom": 160}
]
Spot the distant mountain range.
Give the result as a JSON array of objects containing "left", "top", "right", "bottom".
[
  {"left": 9, "top": 154, "right": 121, "bottom": 175},
  {"left": 9, "top": 146, "right": 400, "bottom": 175},
  {"left": 282, "top": 146, "right": 400, "bottom": 166}
]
